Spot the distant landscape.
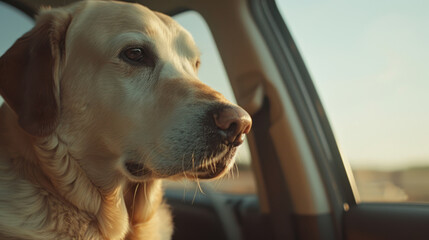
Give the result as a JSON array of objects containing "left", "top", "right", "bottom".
[
  {"left": 165, "top": 164, "right": 429, "bottom": 203},
  {"left": 352, "top": 166, "right": 429, "bottom": 202}
]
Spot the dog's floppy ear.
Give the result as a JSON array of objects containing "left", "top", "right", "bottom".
[{"left": 0, "top": 8, "right": 71, "bottom": 137}]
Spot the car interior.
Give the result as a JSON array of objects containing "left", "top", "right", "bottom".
[{"left": 1, "top": 0, "right": 429, "bottom": 239}]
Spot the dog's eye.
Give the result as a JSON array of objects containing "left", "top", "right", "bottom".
[
  {"left": 195, "top": 60, "right": 201, "bottom": 69},
  {"left": 125, "top": 48, "right": 144, "bottom": 61},
  {"left": 120, "top": 47, "right": 155, "bottom": 67}
]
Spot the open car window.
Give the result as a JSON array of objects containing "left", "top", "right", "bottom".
[
  {"left": 277, "top": 0, "right": 429, "bottom": 203},
  {"left": 0, "top": 2, "right": 33, "bottom": 54},
  {"left": 0, "top": 2, "right": 33, "bottom": 105}
]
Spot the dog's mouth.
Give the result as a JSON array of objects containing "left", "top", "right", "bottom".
[
  {"left": 183, "top": 147, "right": 236, "bottom": 180},
  {"left": 124, "top": 147, "right": 236, "bottom": 180},
  {"left": 125, "top": 162, "right": 152, "bottom": 177},
  {"left": 186, "top": 159, "right": 230, "bottom": 179}
]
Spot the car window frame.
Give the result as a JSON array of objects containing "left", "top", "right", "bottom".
[
  {"left": 250, "top": 0, "right": 354, "bottom": 218},
  {"left": 1, "top": 0, "right": 35, "bottom": 18},
  {"left": 249, "top": 0, "right": 429, "bottom": 238}
]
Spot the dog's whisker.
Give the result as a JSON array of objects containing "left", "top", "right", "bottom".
[
  {"left": 196, "top": 178, "right": 205, "bottom": 195},
  {"left": 131, "top": 183, "right": 140, "bottom": 220},
  {"left": 143, "top": 182, "right": 150, "bottom": 209},
  {"left": 234, "top": 163, "right": 240, "bottom": 179},
  {"left": 229, "top": 164, "right": 235, "bottom": 180},
  {"left": 206, "top": 158, "right": 211, "bottom": 172},
  {"left": 191, "top": 152, "right": 195, "bottom": 171},
  {"left": 191, "top": 174, "right": 199, "bottom": 205}
]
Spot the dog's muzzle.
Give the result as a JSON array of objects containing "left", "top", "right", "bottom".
[
  {"left": 181, "top": 104, "right": 252, "bottom": 179},
  {"left": 124, "top": 104, "right": 252, "bottom": 180}
]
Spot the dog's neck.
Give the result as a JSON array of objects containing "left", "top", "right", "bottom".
[
  {"left": 0, "top": 104, "right": 57, "bottom": 193},
  {"left": 0, "top": 104, "right": 167, "bottom": 239},
  {"left": 34, "top": 135, "right": 166, "bottom": 239},
  {"left": 34, "top": 133, "right": 102, "bottom": 210}
]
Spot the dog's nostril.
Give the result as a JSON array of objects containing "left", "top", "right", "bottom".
[
  {"left": 213, "top": 106, "right": 252, "bottom": 146},
  {"left": 228, "top": 122, "right": 238, "bottom": 133}
]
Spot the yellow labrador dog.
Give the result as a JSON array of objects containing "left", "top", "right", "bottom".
[{"left": 0, "top": 1, "right": 251, "bottom": 239}]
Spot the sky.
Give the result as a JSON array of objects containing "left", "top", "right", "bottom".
[
  {"left": 277, "top": 0, "right": 429, "bottom": 170},
  {"left": 1, "top": 1, "right": 428, "bottom": 170},
  {"left": 0, "top": 3, "right": 33, "bottom": 55}
]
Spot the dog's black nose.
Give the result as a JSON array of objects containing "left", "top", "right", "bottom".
[{"left": 214, "top": 106, "right": 252, "bottom": 146}]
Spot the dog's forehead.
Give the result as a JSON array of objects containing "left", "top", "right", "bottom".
[
  {"left": 73, "top": 2, "right": 157, "bottom": 32},
  {"left": 70, "top": 1, "right": 197, "bottom": 55}
]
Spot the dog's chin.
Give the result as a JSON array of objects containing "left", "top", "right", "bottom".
[
  {"left": 181, "top": 147, "right": 237, "bottom": 180},
  {"left": 184, "top": 158, "right": 231, "bottom": 180},
  {"left": 122, "top": 147, "right": 237, "bottom": 182}
]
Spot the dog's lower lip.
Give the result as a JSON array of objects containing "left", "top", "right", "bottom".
[
  {"left": 195, "top": 161, "right": 227, "bottom": 179},
  {"left": 125, "top": 162, "right": 151, "bottom": 177},
  {"left": 187, "top": 156, "right": 230, "bottom": 179}
]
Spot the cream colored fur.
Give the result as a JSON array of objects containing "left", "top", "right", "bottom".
[
  {"left": 0, "top": 95, "right": 172, "bottom": 239},
  {"left": 0, "top": 1, "right": 249, "bottom": 239}
]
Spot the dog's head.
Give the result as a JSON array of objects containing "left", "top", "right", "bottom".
[{"left": 0, "top": 1, "right": 251, "bottom": 188}]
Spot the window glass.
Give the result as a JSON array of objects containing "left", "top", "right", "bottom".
[
  {"left": 276, "top": 0, "right": 429, "bottom": 202},
  {"left": 0, "top": 2, "right": 34, "bottom": 105},
  {"left": 163, "top": 11, "right": 256, "bottom": 194}
]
